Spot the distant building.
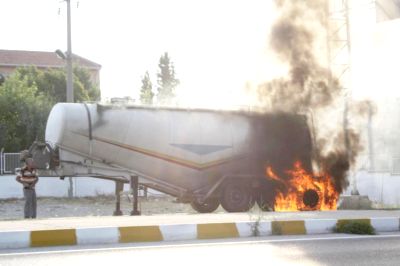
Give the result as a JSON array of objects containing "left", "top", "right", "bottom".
[
  {"left": 375, "top": 0, "right": 400, "bottom": 22},
  {"left": 0, "top": 49, "right": 101, "bottom": 87},
  {"left": 110, "top": 96, "right": 135, "bottom": 104}
]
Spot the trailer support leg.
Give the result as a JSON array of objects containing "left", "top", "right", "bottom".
[
  {"left": 130, "top": 176, "right": 141, "bottom": 216},
  {"left": 143, "top": 186, "right": 148, "bottom": 199},
  {"left": 113, "top": 181, "right": 124, "bottom": 216}
]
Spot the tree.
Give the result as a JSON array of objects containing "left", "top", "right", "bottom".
[
  {"left": 73, "top": 66, "right": 101, "bottom": 101},
  {"left": 0, "top": 71, "right": 52, "bottom": 151},
  {"left": 156, "top": 52, "right": 179, "bottom": 105},
  {"left": 0, "top": 66, "right": 100, "bottom": 151},
  {"left": 139, "top": 71, "right": 154, "bottom": 105},
  {"left": 16, "top": 66, "right": 100, "bottom": 103},
  {"left": 0, "top": 73, "right": 5, "bottom": 86}
]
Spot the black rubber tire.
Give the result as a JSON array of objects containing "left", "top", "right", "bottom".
[
  {"left": 220, "top": 180, "right": 255, "bottom": 212},
  {"left": 190, "top": 198, "right": 220, "bottom": 213}
]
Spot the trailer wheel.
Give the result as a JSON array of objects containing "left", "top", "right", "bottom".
[
  {"left": 220, "top": 180, "right": 255, "bottom": 212},
  {"left": 190, "top": 198, "right": 220, "bottom": 213}
]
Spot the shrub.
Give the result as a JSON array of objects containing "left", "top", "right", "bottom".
[{"left": 335, "top": 220, "right": 375, "bottom": 235}]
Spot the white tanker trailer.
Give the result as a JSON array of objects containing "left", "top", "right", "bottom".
[{"left": 27, "top": 103, "right": 313, "bottom": 214}]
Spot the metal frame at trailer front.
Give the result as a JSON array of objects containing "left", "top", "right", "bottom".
[{"left": 1, "top": 152, "right": 21, "bottom": 175}]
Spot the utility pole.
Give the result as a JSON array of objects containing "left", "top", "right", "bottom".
[
  {"left": 66, "top": 0, "right": 74, "bottom": 198},
  {"left": 66, "top": 0, "right": 74, "bottom": 103},
  {"left": 368, "top": 102, "right": 375, "bottom": 171},
  {"left": 327, "top": 0, "right": 359, "bottom": 195},
  {"left": 343, "top": 0, "right": 359, "bottom": 195},
  {"left": 326, "top": 0, "right": 352, "bottom": 83}
]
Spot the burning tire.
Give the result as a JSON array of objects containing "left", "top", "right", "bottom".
[
  {"left": 191, "top": 198, "right": 220, "bottom": 213},
  {"left": 302, "top": 189, "right": 319, "bottom": 210},
  {"left": 220, "top": 180, "right": 255, "bottom": 212}
]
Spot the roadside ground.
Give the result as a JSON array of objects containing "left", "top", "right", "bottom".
[{"left": 0, "top": 195, "right": 199, "bottom": 220}]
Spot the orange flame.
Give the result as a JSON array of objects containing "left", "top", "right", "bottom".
[{"left": 266, "top": 161, "right": 338, "bottom": 211}]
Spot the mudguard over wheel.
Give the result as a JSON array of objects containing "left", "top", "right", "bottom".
[
  {"left": 190, "top": 197, "right": 220, "bottom": 213},
  {"left": 220, "top": 180, "right": 255, "bottom": 212}
]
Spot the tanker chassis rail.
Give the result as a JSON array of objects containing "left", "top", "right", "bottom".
[{"left": 29, "top": 141, "right": 272, "bottom": 215}]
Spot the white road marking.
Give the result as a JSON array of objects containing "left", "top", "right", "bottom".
[{"left": 1, "top": 233, "right": 400, "bottom": 257}]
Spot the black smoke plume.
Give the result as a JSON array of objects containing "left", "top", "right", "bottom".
[{"left": 257, "top": 0, "right": 365, "bottom": 195}]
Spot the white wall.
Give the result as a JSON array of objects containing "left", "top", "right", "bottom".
[
  {"left": 0, "top": 176, "right": 126, "bottom": 199},
  {"left": 344, "top": 171, "right": 400, "bottom": 206}
]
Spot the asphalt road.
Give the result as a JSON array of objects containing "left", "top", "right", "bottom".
[{"left": 1, "top": 234, "right": 400, "bottom": 266}]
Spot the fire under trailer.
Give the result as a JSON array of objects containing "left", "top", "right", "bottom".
[{"left": 26, "top": 103, "right": 314, "bottom": 214}]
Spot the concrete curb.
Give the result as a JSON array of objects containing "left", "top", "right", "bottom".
[{"left": 0, "top": 217, "right": 399, "bottom": 249}]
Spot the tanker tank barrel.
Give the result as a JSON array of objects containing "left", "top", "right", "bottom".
[{"left": 38, "top": 103, "right": 315, "bottom": 214}]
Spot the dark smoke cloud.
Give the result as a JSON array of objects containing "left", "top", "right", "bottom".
[
  {"left": 259, "top": 0, "right": 340, "bottom": 113},
  {"left": 351, "top": 100, "right": 377, "bottom": 117},
  {"left": 257, "top": 0, "right": 367, "bottom": 195},
  {"left": 318, "top": 129, "right": 362, "bottom": 194}
]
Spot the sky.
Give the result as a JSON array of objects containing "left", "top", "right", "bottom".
[
  {"left": 2, "top": 0, "right": 400, "bottom": 107},
  {"left": 1, "top": 0, "right": 280, "bottom": 108}
]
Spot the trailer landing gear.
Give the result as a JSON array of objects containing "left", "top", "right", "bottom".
[
  {"left": 113, "top": 177, "right": 141, "bottom": 216},
  {"left": 130, "top": 176, "right": 141, "bottom": 216},
  {"left": 113, "top": 181, "right": 124, "bottom": 216}
]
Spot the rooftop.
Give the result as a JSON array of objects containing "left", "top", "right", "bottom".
[{"left": 0, "top": 49, "right": 101, "bottom": 70}]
